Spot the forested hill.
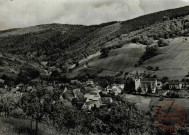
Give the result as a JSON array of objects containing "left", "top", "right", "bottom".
[{"left": 1, "top": 5, "right": 189, "bottom": 74}]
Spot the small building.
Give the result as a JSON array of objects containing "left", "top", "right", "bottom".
[
  {"left": 0, "top": 79, "right": 5, "bottom": 84},
  {"left": 157, "top": 81, "right": 163, "bottom": 90},
  {"left": 182, "top": 82, "right": 189, "bottom": 89},
  {"left": 73, "top": 88, "right": 83, "bottom": 99},
  {"left": 86, "top": 80, "right": 94, "bottom": 86},
  {"left": 105, "top": 84, "right": 123, "bottom": 95},
  {"left": 84, "top": 93, "right": 101, "bottom": 102},
  {"left": 101, "top": 97, "right": 113, "bottom": 105},
  {"left": 169, "top": 81, "right": 182, "bottom": 90},
  {"left": 40, "top": 70, "right": 52, "bottom": 80},
  {"left": 106, "top": 86, "right": 112, "bottom": 93},
  {"left": 82, "top": 100, "right": 101, "bottom": 110},
  {"left": 70, "top": 80, "right": 81, "bottom": 85},
  {"left": 111, "top": 85, "right": 122, "bottom": 95}
]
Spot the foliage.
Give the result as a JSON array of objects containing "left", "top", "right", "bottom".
[
  {"left": 124, "top": 77, "right": 135, "bottom": 93},
  {"left": 0, "top": 93, "right": 20, "bottom": 118},
  {"left": 138, "top": 87, "right": 142, "bottom": 93},
  {"left": 119, "top": 6, "right": 189, "bottom": 35},
  {"left": 20, "top": 85, "right": 53, "bottom": 134},
  {"left": 100, "top": 48, "right": 109, "bottom": 58},
  {"left": 147, "top": 85, "right": 152, "bottom": 94},
  {"left": 98, "top": 79, "right": 109, "bottom": 88},
  {"left": 138, "top": 46, "right": 159, "bottom": 65},
  {"left": 52, "top": 101, "right": 157, "bottom": 135},
  {"left": 17, "top": 66, "right": 39, "bottom": 84},
  {"left": 158, "top": 38, "right": 169, "bottom": 47},
  {"left": 161, "top": 76, "right": 169, "bottom": 83}
]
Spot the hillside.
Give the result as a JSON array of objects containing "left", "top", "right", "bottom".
[
  {"left": 79, "top": 37, "right": 189, "bottom": 80},
  {"left": 1, "top": 6, "right": 189, "bottom": 80}
]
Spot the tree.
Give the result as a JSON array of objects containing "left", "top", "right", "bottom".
[
  {"left": 100, "top": 48, "right": 109, "bottom": 58},
  {"left": 161, "top": 76, "right": 169, "bottom": 83},
  {"left": 138, "top": 87, "right": 142, "bottom": 93},
  {"left": 20, "top": 85, "right": 52, "bottom": 135},
  {"left": 124, "top": 77, "right": 135, "bottom": 93},
  {"left": 53, "top": 106, "right": 83, "bottom": 134},
  {"left": 158, "top": 38, "right": 169, "bottom": 47},
  {"left": 0, "top": 93, "right": 18, "bottom": 117},
  {"left": 147, "top": 85, "right": 152, "bottom": 94},
  {"left": 0, "top": 60, "right": 3, "bottom": 65},
  {"left": 139, "top": 46, "right": 158, "bottom": 65},
  {"left": 98, "top": 79, "right": 109, "bottom": 88}
]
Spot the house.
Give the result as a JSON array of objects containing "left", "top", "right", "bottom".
[
  {"left": 115, "top": 84, "right": 125, "bottom": 90},
  {"left": 70, "top": 80, "right": 81, "bottom": 85},
  {"left": 40, "top": 70, "right": 52, "bottom": 80},
  {"left": 41, "top": 61, "right": 48, "bottom": 67},
  {"left": 101, "top": 97, "right": 113, "bottom": 105},
  {"left": 135, "top": 78, "right": 158, "bottom": 93},
  {"left": 86, "top": 80, "right": 94, "bottom": 86},
  {"left": 25, "top": 86, "right": 35, "bottom": 92},
  {"left": 0, "top": 79, "right": 5, "bottom": 84},
  {"left": 82, "top": 100, "right": 101, "bottom": 110},
  {"left": 157, "top": 81, "right": 163, "bottom": 90},
  {"left": 106, "top": 86, "right": 112, "bottom": 93},
  {"left": 16, "top": 83, "right": 24, "bottom": 89},
  {"left": 105, "top": 84, "right": 122, "bottom": 95},
  {"left": 182, "top": 82, "right": 189, "bottom": 89},
  {"left": 111, "top": 85, "right": 122, "bottom": 95},
  {"left": 169, "top": 81, "right": 182, "bottom": 90},
  {"left": 84, "top": 93, "right": 101, "bottom": 102},
  {"left": 73, "top": 88, "right": 83, "bottom": 99},
  {"left": 62, "top": 89, "right": 75, "bottom": 101}
]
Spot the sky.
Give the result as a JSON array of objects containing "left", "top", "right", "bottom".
[{"left": 0, "top": 0, "right": 189, "bottom": 30}]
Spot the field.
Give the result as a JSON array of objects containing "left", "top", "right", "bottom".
[
  {"left": 122, "top": 94, "right": 189, "bottom": 125},
  {"left": 138, "top": 37, "right": 189, "bottom": 79},
  {"left": 0, "top": 117, "right": 68, "bottom": 135},
  {"left": 82, "top": 43, "right": 145, "bottom": 77},
  {"left": 74, "top": 37, "right": 189, "bottom": 80}
]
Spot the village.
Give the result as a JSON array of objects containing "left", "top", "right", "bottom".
[{"left": 1, "top": 70, "right": 189, "bottom": 111}]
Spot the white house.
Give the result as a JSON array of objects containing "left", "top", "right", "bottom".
[{"left": 169, "top": 81, "right": 182, "bottom": 90}]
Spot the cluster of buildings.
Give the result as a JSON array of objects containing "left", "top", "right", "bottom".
[
  {"left": 69, "top": 79, "right": 124, "bottom": 110},
  {"left": 0, "top": 79, "right": 125, "bottom": 111},
  {"left": 2, "top": 72, "right": 189, "bottom": 111},
  {"left": 134, "top": 77, "right": 186, "bottom": 94}
]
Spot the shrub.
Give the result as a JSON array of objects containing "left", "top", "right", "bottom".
[
  {"left": 158, "top": 38, "right": 169, "bottom": 47},
  {"left": 100, "top": 48, "right": 109, "bottom": 58}
]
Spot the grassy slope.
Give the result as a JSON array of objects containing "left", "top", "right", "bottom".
[
  {"left": 1, "top": 6, "right": 189, "bottom": 79},
  {"left": 83, "top": 37, "right": 189, "bottom": 79},
  {"left": 138, "top": 37, "right": 189, "bottom": 79},
  {"left": 122, "top": 94, "right": 189, "bottom": 124},
  {"left": 0, "top": 117, "right": 66, "bottom": 135},
  {"left": 89, "top": 43, "right": 145, "bottom": 72}
]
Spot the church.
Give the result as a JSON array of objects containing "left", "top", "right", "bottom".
[{"left": 135, "top": 78, "right": 160, "bottom": 94}]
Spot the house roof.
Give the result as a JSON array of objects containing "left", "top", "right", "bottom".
[
  {"left": 141, "top": 78, "right": 157, "bottom": 82},
  {"left": 0, "top": 79, "right": 5, "bottom": 83},
  {"left": 84, "top": 93, "right": 100, "bottom": 101},
  {"left": 169, "top": 81, "right": 181, "bottom": 85},
  {"left": 101, "top": 97, "right": 113, "bottom": 104},
  {"left": 84, "top": 100, "right": 101, "bottom": 107},
  {"left": 46, "top": 86, "right": 54, "bottom": 91}
]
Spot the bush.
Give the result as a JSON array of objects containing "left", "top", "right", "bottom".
[
  {"left": 100, "top": 48, "right": 109, "bottom": 58},
  {"left": 158, "top": 38, "right": 169, "bottom": 47},
  {"left": 138, "top": 46, "right": 158, "bottom": 65}
]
